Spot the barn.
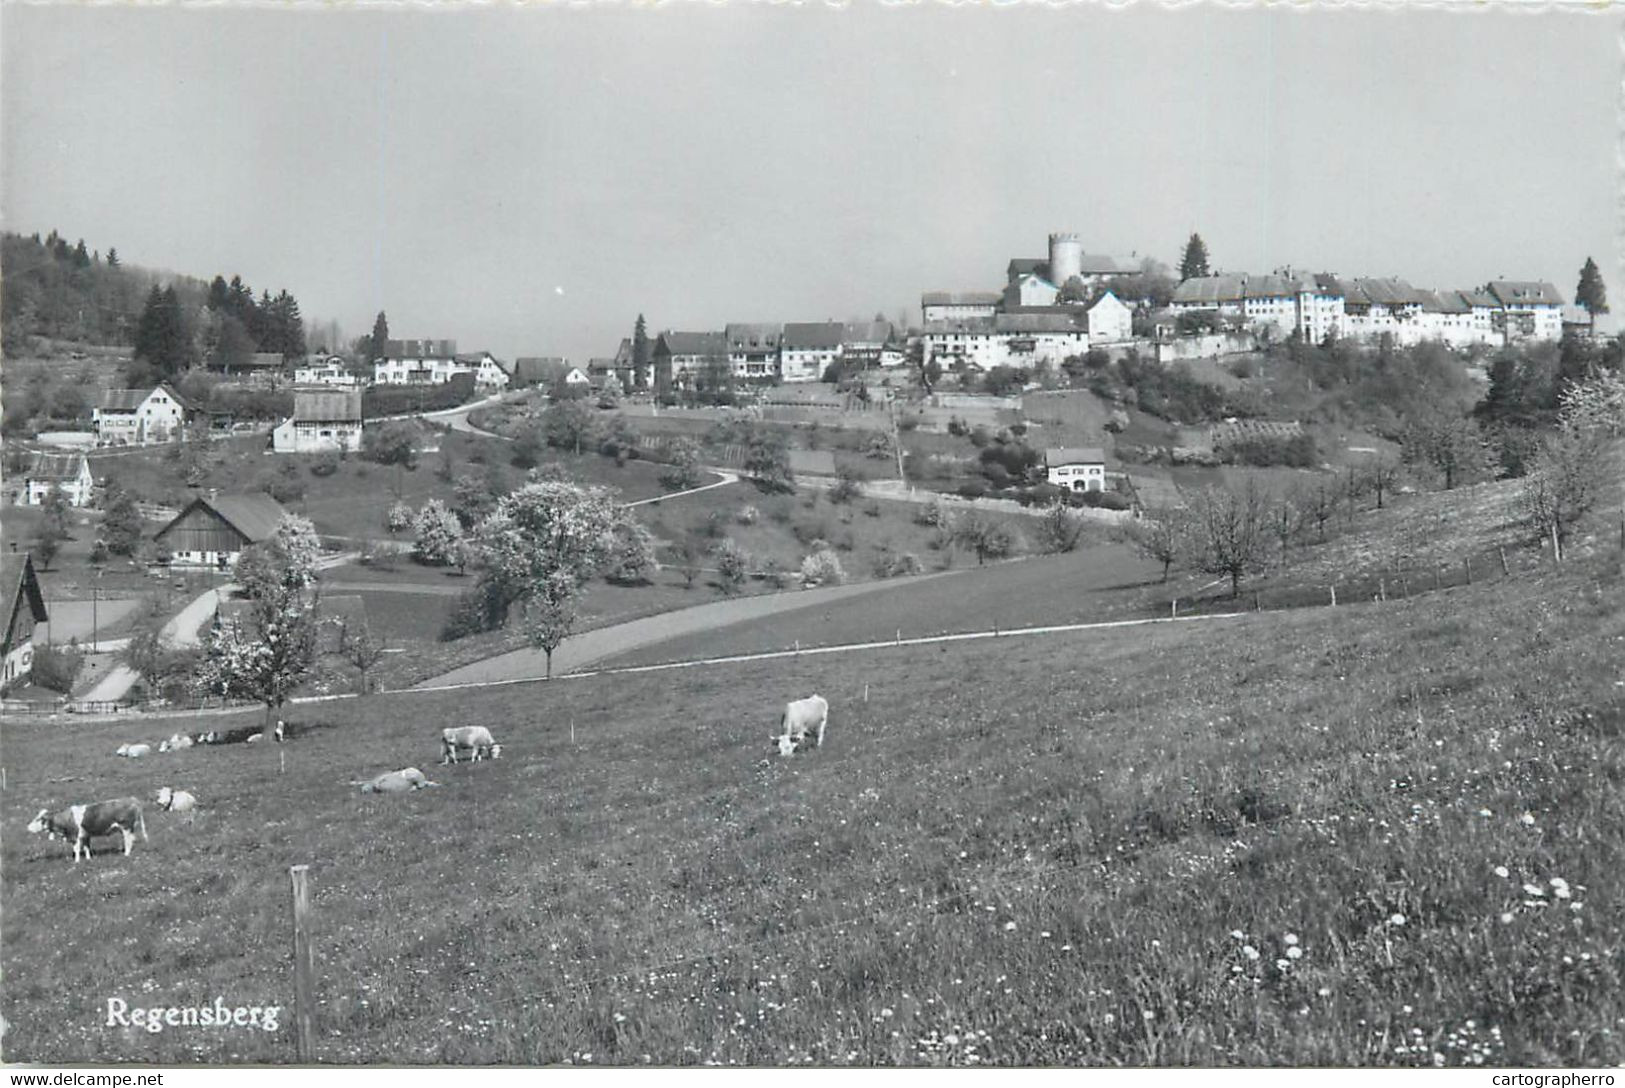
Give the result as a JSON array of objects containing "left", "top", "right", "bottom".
[
  {"left": 2, "top": 553, "right": 49, "bottom": 694},
  {"left": 153, "top": 494, "right": 288, "bottom": 570}
]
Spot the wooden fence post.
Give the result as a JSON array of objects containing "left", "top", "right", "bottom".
[
  {"left": 1254, "top": 592, "right": 1261, "bottom": 612},
  {"left": 1329, "top": 585, "right": 1337, "bottom": 608},
  {"left": 1464, "top": 558, "right": 1472, "bottom": 585},
  {"left": 289, "top": 865, "right": 315, "bottom": 1063},
  {"left": 1498, "top": 547, "right": 1511, "bottom": 577},
  {"left": 1171, "top": 599, "right": 1178, "bottom": 618},
  {"left": 895, "top": 628, "right": 901, "bottom": 646}
]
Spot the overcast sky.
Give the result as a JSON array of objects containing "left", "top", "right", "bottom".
[{"left": 3, "top": 3, "right": 1618, "bottom": 359}]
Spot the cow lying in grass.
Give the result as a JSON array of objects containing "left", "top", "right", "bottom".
[
  {"left": 440, "top": 726, "right": 502, "bottom": 764},
  {"left": 156, "top": 787, "right": 197, "bottom": 815},
  {"left": 355, "top": 768, "right": 440, "bottom": 794},
  {"left": 27, "top": 798, "right": 148, "bottom": 862},
  {"left": 115, "top": 743, "right": 152, "bottom": 759},
  {"left": 774, "top": 694, "right": 829, "bottom": 756}
]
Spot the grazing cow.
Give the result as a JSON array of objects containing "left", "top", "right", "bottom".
[
  {"left": 440, "top": 726, "right": 500, "bottom": 764},
  {"left": 246, "top": 733, "right": 264, "bottom": 745},
  {"left": 774, "top": 694, "right": 829, "bottom": 756},
  {"left": 27, "top": 798, "right": 148, "bottom": 862},
  {"left": 274, "top": 720, "right": 286, "bottom": 743},
  {"left": 155, "top": 787, "right": 197, "bottom": 815},
  {"left": 356, "top": 768, "right": 440, "bottom": 794},
  {"left": 115, "top": 743, "right": 153, "bottom": 759}
]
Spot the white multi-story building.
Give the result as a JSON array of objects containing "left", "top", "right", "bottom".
[
  {"left": 373, "top": 338, "right": 461, "bottom": 384},
  {"left": 922, "top": 314, "right": 1090, "bottom": 372},
  {"left": 1488, "top": 281, "right": 1565, "bottom": 343},
  {"left": 1044, "top": 447, "right": 1107, "bottom": 492},
  {"left": 1087, "top": 292, "right": 1133, "bottom": 344},
  {"left": 725, "top": 324, "right": 783, "bottom": 383},
  {"left": 781, "top": 322, "right": 843, "bottom": 383},
  {"left": 454, "top": 352, "right": 511, "bottom": 393},
  {"left": 93, "top": 383, "right": 190, "bottom": 446}
]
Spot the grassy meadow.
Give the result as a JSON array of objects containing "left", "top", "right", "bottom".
[{"left": 2, "top": 549, "right": 1621, "bottom": 1065}]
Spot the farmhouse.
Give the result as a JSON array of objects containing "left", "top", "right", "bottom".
[
  {"left": 1044, "top": 447, "right": 1107, "bottom": 492},
  {"left": 511, "top": 358, "right": 591, "bottom": 391},
  {"left": 272, "top": 389, "right": 363, "bottom": 454},
  {"left": 154, "top": 494, "right": 288, "bottom": 569},
  {"left": 93, "top": 383, "right": 191, "bottom": 446},
  {"left": 1, "top": 553, "right": 49, "bottom": 695},
  {"left": 1488, "top": 281, "right": 1565, "bottom": 342},
  {"left": 17, "top": 452, "right": 95, "bottom": 507},
  {"left": 1087, "top": 292, "right": 1133, "bottom": 344},
  {"left": 840, "top": 321, "right": 900, "bottom": 369},
  {"left": 454, "top": 352, "right": 511, "bottom": 393}
]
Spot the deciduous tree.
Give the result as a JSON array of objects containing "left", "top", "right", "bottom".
[{"left": 1191, "top": 481, "right": 1271, "bottom": 596}]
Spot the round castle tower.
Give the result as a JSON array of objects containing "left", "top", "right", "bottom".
[{"left": 1048, "top": 232, "right": 1084, "bottom": 287}]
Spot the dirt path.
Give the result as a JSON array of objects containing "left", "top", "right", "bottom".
[{"left": 413, "top": 571, "right": 951, "bottom": 688}]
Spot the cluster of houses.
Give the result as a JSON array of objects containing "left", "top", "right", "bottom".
[
  {"left": 1167, "top": 273, "right": 1572, "bottom": 348},
  {"left": 918, "top": 230, "right": 1577, "bottom": 371},
  {"left": 647, "top": 320, "right": 906, "bottom": 393}
]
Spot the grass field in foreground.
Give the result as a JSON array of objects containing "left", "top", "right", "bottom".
[{"left": 2, "top": 555, "right": 1622, "bottom": 1066}]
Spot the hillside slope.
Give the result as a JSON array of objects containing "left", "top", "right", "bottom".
[{"left": 2, "top": 555, "right": 1622, "bottom": 1065}]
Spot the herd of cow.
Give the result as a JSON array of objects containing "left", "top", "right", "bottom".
[{"left": 22, "top": 694, "right": 830, "bottom": 865}]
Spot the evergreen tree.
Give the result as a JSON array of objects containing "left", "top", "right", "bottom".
[
  {"left": 133, "top": 285, "right": 167, "bottom": 365},
  {"left": 105, "top": 247, "right": 120, "bottom": 269},
  {"left": 632, "top": 314, "right": 650, "bottom": 389},
  {"left": 1179, "top": 233, "right": 1211, "bottom": 281},
  {"left": 72, "top": 240, "right": 90, "bottom": 268},
  {"left": 1576, "top": 257, "right": 1609, "bottom": 325},
  {"left": 369, "top": 311, "right": 390, "bottom": 362},
  {"left": 206, "top": 275, "right": 231, "bottom": 311}
]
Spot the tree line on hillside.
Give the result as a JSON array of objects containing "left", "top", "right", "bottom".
[{"left": 1, "top": 231, "right": 150, "bottom": 355}]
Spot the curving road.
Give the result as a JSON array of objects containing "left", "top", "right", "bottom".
[{"left": 414, "top": 569, "right": 950, "bottom": 689}]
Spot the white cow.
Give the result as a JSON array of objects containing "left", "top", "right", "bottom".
[
  {"left": 440, "top": 726, "right": 500, "bottom": 764},
  {"left": 155, "top": 787, "right": 197, "bottom": 815},
  {"left": 246, "top": 733, "right": 264, "bottom": 745},
  {"left": 115, "top": 743, "right": 153, "bottom": 759},
  {"left": 774, "top": 694, "right": 829, "bottom": 756},
  {"left": 158, "top": 733, "right": 195, "bottom": 754}
]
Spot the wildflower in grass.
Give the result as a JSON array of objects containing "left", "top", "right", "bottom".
[
  {"left": 1242, "top": 945, "right": 1261, "bottom": 961},
  {"left": 1143, "top": 1010, "right": 1156, "bottom": 1021},
  {"left": 1041, "top": 931, "right": 1052, "bottom": 939},
  {"left": 1389, "top": 913, "right": 1407, "bottom": 927},
  {"left": 1479, "top": 808, "right": 1493, "bottom": 817},
  {"left": 1287, "top": 946, "right": 1304, "bottom": 960},
  {"left": 1520, "top": 812, "right": 1536, "bottom": 826},
  {"left": 1523, "top": 883, "right": 1546, "bottom": 898},
  {"left": 1284, "top": 933, "right": 1299, "bottom": 946},
  {"left": 1500, "top": 912, "right": 1516, "bottom": 924},
  {"left": 1318, "top": 987, "right": 1332, "bottom": 997},
  {"left": 1230, "top": 930, "right": 1246, "bottom": 940},
  {"left": 1494, "top": 866, "right": 1509, "bottom": 878},
  {"left": 1003, "top": 921, "right": 1017, "bottom": 932},
  {"left": 1550, "top": 877, "right": 1571, "bottom": 899}
]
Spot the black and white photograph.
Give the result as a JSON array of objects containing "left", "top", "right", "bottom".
[{"left": 1, "top": 0, "right": 1622, "bottom": 1072}]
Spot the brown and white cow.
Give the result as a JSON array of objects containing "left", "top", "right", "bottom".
[
  {"left": 27, "top": 798, "right": 148, "bottom": 862},
  {"left": 356, "top": 767, "right": 440, "bottom": 794},
  {"left": 440, "top": 726, "right": 501, "bottom": 764}
]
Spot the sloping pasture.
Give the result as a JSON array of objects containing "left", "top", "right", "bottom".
[{"left": 2, "top": 557, "right": 1622, "bottom": 1066}]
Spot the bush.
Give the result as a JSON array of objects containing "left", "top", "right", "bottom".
[
  {"left": 957, "top": 480, "right": 987, "bottom": 500},
  {"left": 603, "top": 518, "right": 660, "bottom": 585},
  {"left": 829, "top": 469, "right": 865, "bottom": 505},
  {"left": 758, "top": 557, "right": 789, "bottom": 590},
  {"left": 385, "top": 501, "right": 415, "bottom": 535},
  {"left": 309, "top": 450, "right": 341, "bottom": 477},
  {"left": 863, "top": 500, "right": 882, "bottom": 518},
  {"left": 1104, "top": 409, "right": 1130, "bottom": 434},
  {"left": 874, "top": 549, "right": 924, "bottom": 578},
  {"left": 440, "top": 578, "right": 507, "bottom": 641},
  {"left": 799, "top": 548, "right": 845, "bottom": 588},
  {"left": 791, "top": 519, "right": 829, "bottom": 548},
  {"left": 363, "top": 421, "right": 420, "bottom": 468},
  {"left": 259, "top": 467, "right": 306, "bottom": 504},
  {"left": 735, "top": 504, "right": 760, "bottom": 526},
  {"left": 31, "top": 643, "right": 83, "bottom": 694}
]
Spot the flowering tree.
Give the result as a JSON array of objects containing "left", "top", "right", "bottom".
[
  {"left": 386, "top": 500, "right": 415, "bottom": 535},
  {"left": 468, "top": 478, "right": 621, "bottom": 671},
  {"left": 196, "top": 588, "right": 317, "bottom": 726},
  {"left": 799, "top": 548, "right": 845, "bottom": 588},
  {"left": 339, "top": 617, "right": 386, "bottom": 695},
  {"left": 603, "top": 514, "right": 660, "bottom": 585},
  {"left": 237, "top": 514, "right": 321, "bottom": 598},
  {"left": 413, "top": 499, "right": 465, "bottom": 567}
]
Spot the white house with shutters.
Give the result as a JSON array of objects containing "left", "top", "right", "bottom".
[
  {"left": 93, "top": 384, "right": 190, "bottom": 446},
  {"left": 1044, "top": 447, "right": 1107, "bottom": 492}
]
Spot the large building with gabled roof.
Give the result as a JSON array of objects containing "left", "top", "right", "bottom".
[
  {"left": 2, "top": 553, "right": 49, "bottom": 694},
  {"left": 153, "top": 493, "right": 289, "bottom": 569}
]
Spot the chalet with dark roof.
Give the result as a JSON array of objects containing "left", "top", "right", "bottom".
[{"left": 2, "top": 553, "right": 49, "bottom": 694}]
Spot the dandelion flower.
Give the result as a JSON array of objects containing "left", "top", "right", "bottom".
[
  {"left": 881, "top": 1008, "right": 894, "bottom": 1020},
  {"left": 1242, "top": 945, "right": 1261, "bottom": 961},
  {"left": 1519, "top": 812, "right": 1536, "bottom": 826},
  {"left": 1003, "top": 921, "right": 1017, "bottom": 932},
  {"left": 1522, "top": 884, "right": 1546, "bottom": 898},
  {"left": 1479, "top": 808, "right": 1493, "bottom": 817},
  {"left": 1041, "top": 931, "right": 1052, "bottom": 939},
  {"left": 1284, "top": 933, "right": 1299, "bottom": 946},
  {"left": 1389, "top": 913, "right": 1407, "bottom": 927},
  {"left": 944, "top": 1034, "right": 959, "bottom": 1046},
  {"left": 1553, "top": 885, "right": 1572, "bottom": 900},
  {"left": 1494, "top": 866, "right": 1509, "bottom": 878},
  {"left": 1151, "top": 939, "right": 1161, "bottom": 949},
  {"left": 1230, "top": 930, "right": 1246, "bottom": 940},
  {"left": 1317, "top": 987, "right": 1332, "bottom": 997},
  {"left": 1500, "top": 912, "right": 1515, "bottom": 924},
  {"left": 1287, "top": 946, "right": 1304, "bottom": 960}
]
